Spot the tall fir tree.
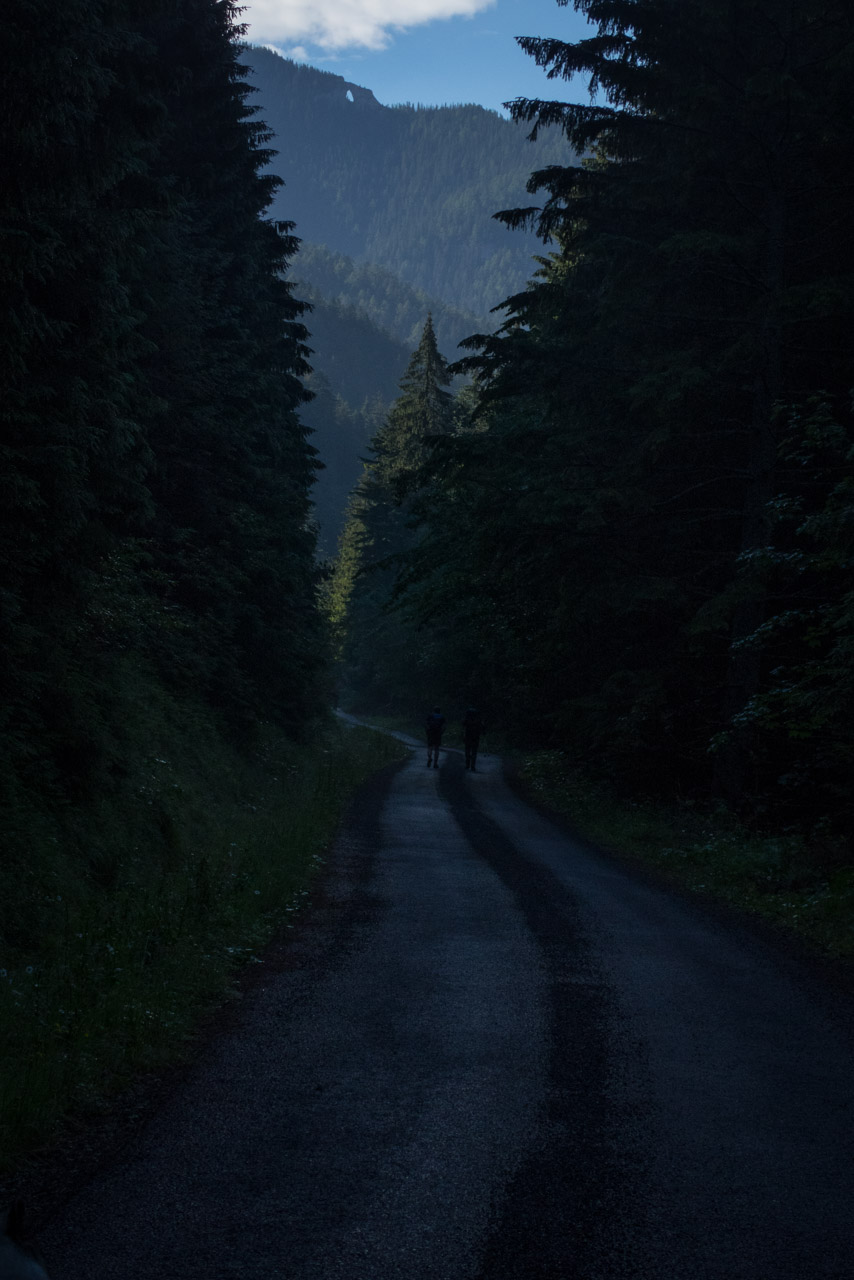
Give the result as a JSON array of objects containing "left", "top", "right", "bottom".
[
  {"left": 128, "top": 0, "right": 323, "bottom": 732},
  {"left": 392, "top": 0, "right": 854, "bottom": 830},
  {"left": 0, "top": 0, "right": 324, "bottom": 824},
  {"left": 330, "top": 317, "right": 455, "bottom": 711},
  {"left": 2, "top": 0, "right": 167, "bottom": 801}
]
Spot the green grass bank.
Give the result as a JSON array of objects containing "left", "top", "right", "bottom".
[
  {"left": 0, "top": 707, "right": 405, "bottom": 1172},
  {"left": 517, "top": 751, "right": 854, "bottom": 961}
]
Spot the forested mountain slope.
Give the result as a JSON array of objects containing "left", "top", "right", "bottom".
[
  {"left": 302, "top": 292, "right": 411, "bottom": 408},
  {"left": 242, "top": 47, "right": 569, "bottom": 318},
  {"left": 292, "top": 243, "right": 485, "bottom": 360},
  {"left": 240, "top": 49, "right": 551, "bottom": 547},
  {"left": 293, "top": 290, "right": 412, "bottom": 555},
  {"left": 291, "top": 246, "right": 483, "bottom": 553}
]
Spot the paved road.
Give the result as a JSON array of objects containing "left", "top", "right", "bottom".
[{"left": 41, "top": 741, "right": 854, "bottom": 1279}]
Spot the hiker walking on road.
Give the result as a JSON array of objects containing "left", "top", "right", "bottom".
[
  {"left": 463, "top": 707, "right": 484, "bottom": 771},
  {"left": 425, "top": 706, "right": 446, "bottom": 768}
]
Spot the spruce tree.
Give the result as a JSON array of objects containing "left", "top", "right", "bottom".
[
  {"left": 397, "top": 0, "right": 854, "bottom": 824},
  {"left": 331, "top": 317, "right": 454, "bottom": 711},
  {"left": 497, "top": 0, "right": 854, "bottom": 795},
  {"left": 1, "top": 0, "right": 167, "bottom": 800},
  {"left": 370, "top": 314, "right": 454, "bottom": 497},
  {"left": 0, "top": 0, "right": 324, "bottom": 819},
  {"left": 124, "top": 0, "right": 323, "bottom": 731}
]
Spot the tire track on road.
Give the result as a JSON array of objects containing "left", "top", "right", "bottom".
[
  {"left": 438, "top": 758, "right": 654, "bottom": 1280},
  {"left": 442, "top": 754, "right": 854, "bottom": 1280}
]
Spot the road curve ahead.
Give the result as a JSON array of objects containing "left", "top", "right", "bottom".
[{"left": 42, "top": 743, "right": 854, "bottom": 1280}]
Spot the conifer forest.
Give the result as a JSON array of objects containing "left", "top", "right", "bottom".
[
  {"left": 3, "top": 0, "right": 854, "bottom": 1177},
  {"left": 331, "top": 0, "right": 854, "bottom": 846}
]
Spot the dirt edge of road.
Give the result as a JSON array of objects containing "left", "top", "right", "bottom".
[
  {"left": 501, "top": 755, "right": 854, "bottom": 1002},
  {"left": 1, "top": 756, "right": 410, "bottom": 1241}
]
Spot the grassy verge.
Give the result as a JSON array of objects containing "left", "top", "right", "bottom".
[
  {"left": 0, "top": 712, "right": 405, "bottom": 1171},
  {"left": 516, "top": 751, "right": 854, "bottom": 960}
]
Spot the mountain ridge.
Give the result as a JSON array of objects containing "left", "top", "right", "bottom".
[
  {"left": 242, "top": 46, "right": 570, "bottom": 317},
  {"left": 240, "top": 46, "right": 571, "bottom": 546},
  {"left": 291, "top": 242, "right": 488, "bottom": 358}
]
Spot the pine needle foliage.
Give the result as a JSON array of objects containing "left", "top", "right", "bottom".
[
  {"left": 1, "top": 0, "right": 325, "bottom": 900},
  {"left": 328, "top": 318, "right": 456, "bottom": 710},
  {"left": 383, "top": 0, "right": 854, "bottom": 856}
]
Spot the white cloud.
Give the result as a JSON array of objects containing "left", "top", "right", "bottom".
[{"left": 244, "top": 0, "right": 496, "bottom": 53}]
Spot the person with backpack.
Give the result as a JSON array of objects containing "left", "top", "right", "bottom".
[
  {"left": 425, "top": 706, "right": 446, "bottom": 768},
  {"left": 463, "top": 707, "right": 484, "bottom": 771}
]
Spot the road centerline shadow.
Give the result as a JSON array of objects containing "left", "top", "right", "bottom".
[{"left": 436, "top": 758, "right": 651, "bottom": 1280}]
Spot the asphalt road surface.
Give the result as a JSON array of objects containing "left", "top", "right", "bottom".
[{"left": 41, "top": 735, "right": 854, "bottom": 1279}]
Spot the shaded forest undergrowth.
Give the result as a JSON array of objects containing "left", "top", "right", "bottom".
[
  {"left": 0, "top": 708, "right": 403, "bottom": 1173},
  {"left": 517, "top": 752, "right": 854, "bottom": 961}
]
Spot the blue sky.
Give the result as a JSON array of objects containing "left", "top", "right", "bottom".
[{"left": 242, "top": 0, "right": 596, "bottom": 115}]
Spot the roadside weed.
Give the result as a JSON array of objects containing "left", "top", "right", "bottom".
[
  {"left": 518, "top": 750, "right": 854, "bottom": 959},
  {"left": 0, "top": 721, "right": 404, "bottom": 1168}
]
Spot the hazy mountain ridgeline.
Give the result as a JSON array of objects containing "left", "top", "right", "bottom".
[
  {"left": 292, "top": 244, "right": 485, "bottom": 363},
  {"left": 242, "top": 48, "right": 569, "bottom": 317},
  {"left": 240, "top": 47, "right": 570, "bottom": 549}
]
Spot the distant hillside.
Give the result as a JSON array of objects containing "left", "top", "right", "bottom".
[
  {"left": 240, "top": 46, "right": 572, "bottom": 549},
  {"left": 300, "top": 376, "right": 382, "bottom": 559},
  {"left": 303, "top": 291, "right": 411, "bottom": 406},
  {"left": 292, "top": 243, "right": 486, "bottom": 358},
  {"left": 242, "top": 47, "right": 570, "bottom": 318},
  {"left": 298, "top": 298, "right": 409, "bottom": 555}
]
